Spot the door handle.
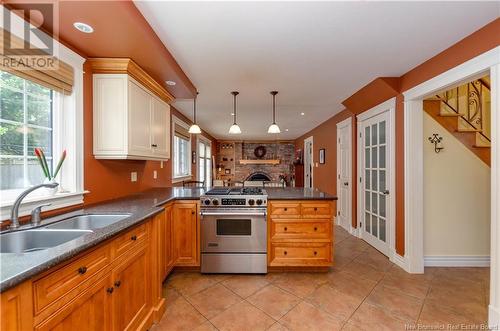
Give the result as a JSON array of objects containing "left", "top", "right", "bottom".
[
  {"left": 343, "top": 182, "right": 348, "bottom": 186},
  {"left": 382, "top": 190, "right": 390, "bottom": 195}
]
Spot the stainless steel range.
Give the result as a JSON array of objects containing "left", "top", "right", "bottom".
[{"left": 200, "top": 187, "right": 268, "bottom": 274}]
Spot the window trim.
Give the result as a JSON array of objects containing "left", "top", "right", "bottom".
[
  {"left": 0, "top": 11, "right": 86, "bottom": 221},
  {"left": 171, "top": 115, "right": 192, "bottom": 183}
]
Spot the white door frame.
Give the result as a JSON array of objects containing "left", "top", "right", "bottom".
[
  {"left": 336, "top": 117, "right": 353, "bottom": 233},
  {"left": 356, "top": 98, "right": 396, "bottom": 260},
  {"left": 402, "top": 46, "right": 499, "bottom": 328},
  {"left": 196, "top": 135, "right": 212, "bottom": 184},
  {"left": 304, "top": 136, "right": 314, "bottom": 188}
]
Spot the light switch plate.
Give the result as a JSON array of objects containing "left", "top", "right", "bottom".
[
  {"left": 131, "top": 172, "right": 138, "bottom": 182},
  {"left": 153, "top": 170, "right": 158, "bottom": 179},
  {"left": 160, "top": 161, "right": 164, "bottom": 169}
]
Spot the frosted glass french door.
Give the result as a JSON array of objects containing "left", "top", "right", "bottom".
[{"left": 360, "top": 111, "right": 391, "bottom": 255}]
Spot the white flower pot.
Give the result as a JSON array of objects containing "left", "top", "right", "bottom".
[{"left": 43, "top": 179, "right": 59, "bottom": 196}]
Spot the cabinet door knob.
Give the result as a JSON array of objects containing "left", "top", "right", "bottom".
[
  {"left": 151, "top": 144, "right": 158, "bottom": 148},
  {"left": 284, "top": 251, "right": 288, "bottom": 255},
  {"left": 78, "top": 266, "right": 87, "bottom": 275},
  {"left": 114, "top": 280, "right": 121, "bottom": 288},
  {"left": 314, "top": 227, "right": 318, "bottom": 231},
  {"left": 314, "top": 251, "right": 318, "bottom": 256},
  {"left": 284, "top": 227, "right": 288, "bottom": 231},
  {"left": 191, "top": 211, "right": 195, "bottom": 215},
  {"left": 107, "top": 287, "right": 114, "bottom": 294},
  {"left": 284, "top": 208, "right": 288, "bottom": 211},
  {"left": 314, "top": 207, "right": 318, "bottom": 211},
  {"left": 131, "top": 235, "right": 137, "bottom": 241}
]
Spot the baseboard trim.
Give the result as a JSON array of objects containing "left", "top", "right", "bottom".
[
  {"left": 424, "top": 255, "right": 490, "bottom": 267},
  {"left": 489, "top": 304, "right": 500, "bottom": 330}
]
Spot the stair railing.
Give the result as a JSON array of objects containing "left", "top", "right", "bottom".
[{"left": 435, "top": 79, "right": 490, "bottom": 143}]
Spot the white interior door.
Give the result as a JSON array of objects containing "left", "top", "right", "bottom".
[
  {"left": 304, "top": 137, "right": 313, "bottom": 188},
  {"left": 337, "top": 119, "right": 352, "bottom": 232},
  {"left": 359, "top": 111, "right": 391, "bottom": 256}
]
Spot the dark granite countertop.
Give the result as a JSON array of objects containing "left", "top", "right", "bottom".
[
  {"left": 0, "top": 186, "right": 336, "bottom": 292},
  {"left": 266, "top": 187, "right": 337, "bottom": 200}
]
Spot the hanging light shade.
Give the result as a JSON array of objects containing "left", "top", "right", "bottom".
[
  {"left": 229, "top": 91, "right": 242, "bottom": 134},
  {"left": 188, "top": 92, "right": 202, "bottom": 134},
  {"left": 268, "top": 91, "right": 281, "bottom": 134}
]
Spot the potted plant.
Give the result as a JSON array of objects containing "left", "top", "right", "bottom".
[{"left": 34, "top": 148, "right": 66, "bottom": 195}]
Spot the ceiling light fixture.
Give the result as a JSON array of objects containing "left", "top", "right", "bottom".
[
  {"left": 188, "top": 92, "right": 201, "bottom": 134},
  {"left": 268, "top": 91, "right": 281, "bottom": 134},
  {"left": 73, "top": 22, "right": 94, "bottom": 33},
  {"left": 165, "top": 80, "right": 176, "bottom": 86},
  {"left": 228, "top": 91, "right": 241, "bottom": 134},
  {"left": 300, "top": 112, "right": 305, "bottom": 116}
]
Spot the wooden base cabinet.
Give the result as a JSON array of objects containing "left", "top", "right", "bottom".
[
  {"left": 268, "top": 200, "right": 335, "bottom": 268},
  {"left": 172, "top": 202, "right": 200, "bottom": 266},
  {"left": 34, "top": 274, "right": 113, "bottom": 331},
  {"left": 111, "top": 246, "right": 150, "bottom": 331}
]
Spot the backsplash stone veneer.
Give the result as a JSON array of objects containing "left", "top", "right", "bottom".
[{"left": 233, "top": 142, "right": 295, "bottom": 182}]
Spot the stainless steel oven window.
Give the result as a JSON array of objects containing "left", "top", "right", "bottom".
[{"left": 216, "top": 219, "right": 252, "bottom": 236}]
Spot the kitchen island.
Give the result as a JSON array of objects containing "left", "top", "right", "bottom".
[{"left": 0, "top": 187, "right": 336, "bottom": 331}]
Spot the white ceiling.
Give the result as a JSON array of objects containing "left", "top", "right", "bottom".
[{"left": 135, "top": 1, "right": 498, "bottom": 140}]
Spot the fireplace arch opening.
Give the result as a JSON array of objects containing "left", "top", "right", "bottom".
[{"left": 245, "top": 172, "right": 272, "bottom": 182}]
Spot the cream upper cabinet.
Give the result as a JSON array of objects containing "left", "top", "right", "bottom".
[{"left": 93, "top": 74, "right": 171, "bottom": 160}]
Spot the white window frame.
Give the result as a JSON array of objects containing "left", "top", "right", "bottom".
[
  {"left": 197, "top": 136, "right": 212, "bottom": 186},
  {"left": 171, "top": 115, "right": 192, "bottom": 183},
  {"left": 0, "top": 8, "right": 86, "bottom": 220}
]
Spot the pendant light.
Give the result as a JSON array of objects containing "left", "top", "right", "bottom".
[
  {"left": 188, "top": 91, "right": 202, "bottom": 134},
  {"left": 268, "top": 91, "right": 281, "bottom": 134},
  {"left": 229, "top": 91, "right": 242, "bottom": 134}
]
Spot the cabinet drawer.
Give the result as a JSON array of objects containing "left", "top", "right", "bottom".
[
  {"left": 269, "top": 202, "right": 300, "bottom": 218},
  {"left": 112, "top": 223, "right": 147, "bottom": 259},
  {"left": 269, "top": 243, "right": 332, "bottom": 266},
  {"left": 33, "top": 245, "right": 110, "bottom": 313},
  {"left": 301, "top": 202, "right": 332, "bottom": 218},
  {"left": 270, "top": 220, "right": 331, "bottom": 240}
]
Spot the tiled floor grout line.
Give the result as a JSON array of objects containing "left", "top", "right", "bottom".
[{"left": 338, "top": 269, "right": 388, "bottom": 330}]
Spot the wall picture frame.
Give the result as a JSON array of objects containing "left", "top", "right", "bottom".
[{"left": 319, "top": 148, "right": 326, "bottom": 164}]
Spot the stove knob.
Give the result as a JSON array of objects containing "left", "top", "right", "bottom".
[
  {"left": 212, "top": 199, "right": 219, "bottom": 206},
  {"left": 248, "top": 199, "right": 255, "bottom": 206},
  {"left": 256, "top": 199, "right": 263, "bottom": 206},
  {"left": 204, "top": 199, "right": 211, "bottom": 206}
]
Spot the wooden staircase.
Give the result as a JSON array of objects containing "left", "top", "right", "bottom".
[{"left": 423, "top": 99, "right": 490, "bottom": 166}]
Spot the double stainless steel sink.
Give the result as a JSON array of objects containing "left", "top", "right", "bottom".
[{"left": 0, "top": 214, "right": 131, "bottom": 254}]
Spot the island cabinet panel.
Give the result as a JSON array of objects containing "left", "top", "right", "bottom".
[
  {"left": 34, "top": 274, "right": 113, "bottom": 331},
  {"left": 0, "top": 281, "right": 33, "bottom": 331},
  {"left": 172, "top": 202, "right": 200, "bottom": 266},
  {"left": 111, "top": 245, "right": 150, "bottom": 331},
  {"left": 268, "top": 200, "right": 335, "bottom": 268}
]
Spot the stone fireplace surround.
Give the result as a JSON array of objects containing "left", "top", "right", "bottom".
[{"left": 232, "top": 142, "right": 295, "bottom": 183}]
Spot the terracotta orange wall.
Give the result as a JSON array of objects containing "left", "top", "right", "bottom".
[
  {"left": 294, "top": 18, "right": 499, "bottom": 257},
  {"left": 295, "top": 110, "right": 357, "bottom": 227},
  {"left": 83, "top": 62, "right": 216, "bottom": 205}
]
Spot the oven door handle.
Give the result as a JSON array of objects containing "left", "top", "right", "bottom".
[{"left": 200, "top": 211, "right": 267, "bottom": 217}]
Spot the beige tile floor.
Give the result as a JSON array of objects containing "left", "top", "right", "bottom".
[{"left": 152, "top": 226, "right": 490, "bottom": 331}]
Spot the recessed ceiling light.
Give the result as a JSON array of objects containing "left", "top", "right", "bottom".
[
  {"left": 165, "top": 80, "right": 176, "bottom": 86},
  {"left": 300, "top": 112, "right": 305, "bottom": 116},
  {"left": 285, "top": 129, "right": 289, "bottom": 132},
  {"left": 73, "top": 22, "right": 93, "bottom": 33},
  {"left": 231, "top": 113, "right": 235, "bottom": 116}
]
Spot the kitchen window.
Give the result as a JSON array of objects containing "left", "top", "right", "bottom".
[
  {"left": 198, "top": 138, "right": 211, "bottom": 186},
  {"left": 172, "top": 117, "right": 191, "bottom": 180},
  {"left": 0, "top": 72, "right": 54, "bottom": 192},
  {"left": 0, "top": 11, "right": 85, "bottom": 220}
]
